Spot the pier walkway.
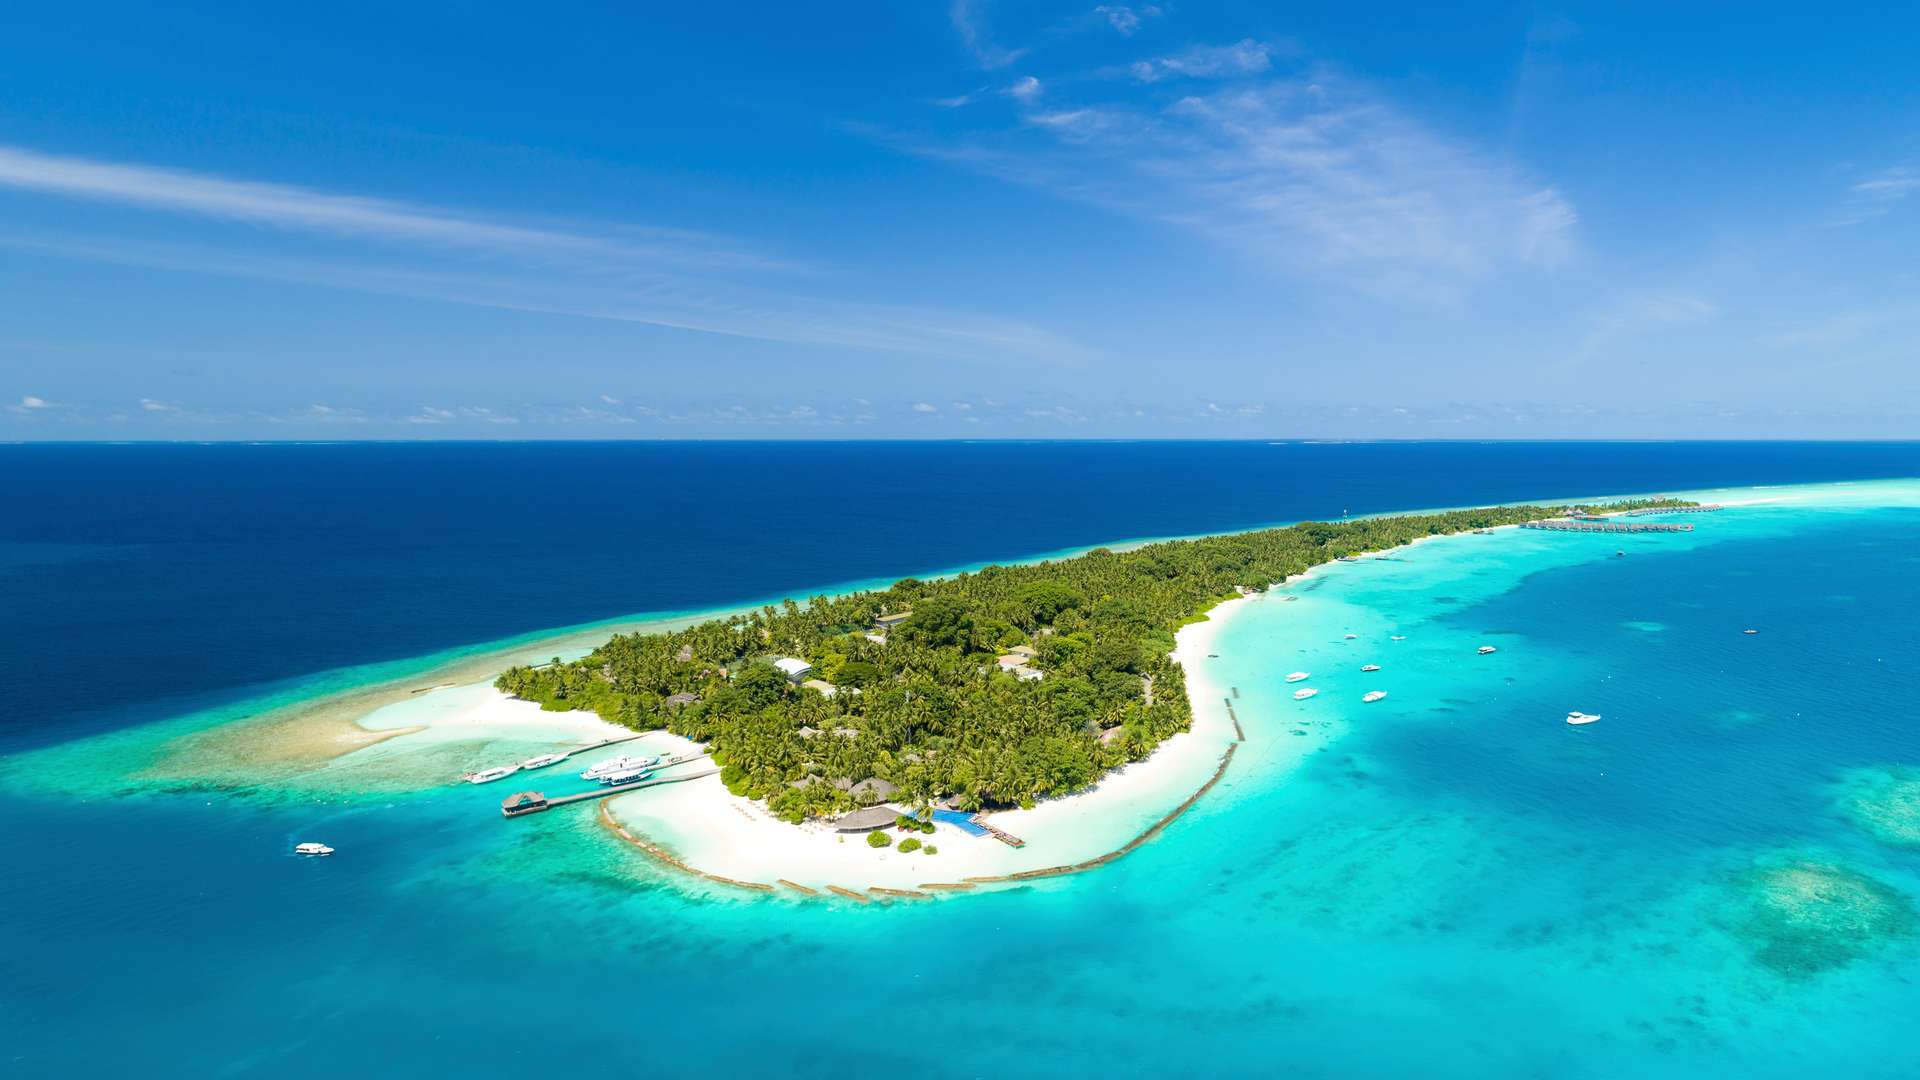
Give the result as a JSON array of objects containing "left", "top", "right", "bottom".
[
  {"left": 500, "top": 751, "right": 714, "bottom": 816},
  {"left": 1521, "top": 520, "right": 1694, "bottom": 534}
]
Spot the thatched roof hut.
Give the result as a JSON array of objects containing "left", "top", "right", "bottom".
[{"left": 831, "top": 804, "right": 903, "bottom": 832}]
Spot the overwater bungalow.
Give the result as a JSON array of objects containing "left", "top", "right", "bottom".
[{"left": 500, "top": 791, "right": 548, "bottom": 817}]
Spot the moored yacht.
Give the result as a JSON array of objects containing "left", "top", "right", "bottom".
[
  {"left": 1285, "top": 671, "right": 1311, "bottom": 683},
  {"left": 1293, "top": 688, "right": 1319, "bottom": 700},
  {"left": 519, "top": 753, "right": 567, "bottom": 771},
  {"left": 581, "top": 754, "right": 654, "bottom": 781},
  {"left": 1362, "top": 691, "right": 1388, "bottom": 703},
  {"left": 1566, "top": 711, "right": 1601, "bottom": 726},
  {"left": 599, "top": 767, "right": 654, "bottom": 786},
  {"left": 464, "top": 765, "right": 520, "bottom": 784},
  {"left": 294, "top": 842, "right": 334, "bottom": 856}
]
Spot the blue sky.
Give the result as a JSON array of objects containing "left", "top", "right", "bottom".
[{"left": 2, "top": 2, "right": 1917, "bottom": 438}]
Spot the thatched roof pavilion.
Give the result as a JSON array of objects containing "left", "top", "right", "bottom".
[{"left": 831, "top": 804, "right": 902, "bottom": 832}]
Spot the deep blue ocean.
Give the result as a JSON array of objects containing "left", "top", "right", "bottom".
[
  {"left": 4, "top": 441, "right": 1920, "bottom": 1078},
  {"left": 7, "top": 440, "right": 1919, "bottom": 751}
]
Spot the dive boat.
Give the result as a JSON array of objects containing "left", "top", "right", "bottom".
[
  {"left": 1477, "top": 645, "right": 1498, "bottom": 655},
  {"left": 294, "top": 842, "right": 334, "bottom": 857},
  {"left": 1566, "top": 711, "right": 1601, "bottom": 726},
  {"left": 464, "top": 765, "right": 520, "bottom": 784},
  {"left": 1293, "top": 688, "right": 1319, "bottom": 701},
  {"left": 580, "top": 754, "right": 653, "bottom": 781},
  {"left": 1361, "top": 664, "right": 1381, "bottom": 672},
  {"left": 519, "top": 753, "right": 567, "bottom": 771},
  {"left": 1362, "top": 691, "right": 1388, "bottom": 703},
  {"left": 1285, "top": 671, "right": 1311, "bottom": 683},
  {"left": 599, "top": 767, "right": 654, "bottom": 786}
]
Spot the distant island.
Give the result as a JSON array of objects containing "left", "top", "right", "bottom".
[{"left": 497, "top": 498, "right": 1691, "bottom": 823}]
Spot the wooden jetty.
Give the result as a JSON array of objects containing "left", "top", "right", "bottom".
[
  {"left": 1624, "top": 503, "right": 1723, "bottom": 516},
  {"left": 1224, "top": 698, "right": 1245, "bottom": 741},
  {"left": 499, "top": 752, "right": 714, "bottom": 817},
  {"left": 1521, "top": 519, "right": 1694, "bottom": 534},
  {"left": 975, "top": 819, "right": 1026, "bottom": 848}
]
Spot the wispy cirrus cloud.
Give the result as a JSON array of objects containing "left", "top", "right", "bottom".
[
  {"left": 1828, "top": 165, "right": 1919, "bottom": 227},
  {"left": 891, "top": 55, "right": 1578, "bottom": 289},
  {"left": 1093, "top": 5, "right": 1161, "bottom": 37},
  {"left": 0, "top": 144, "right": 1091, "bottom": 365}
]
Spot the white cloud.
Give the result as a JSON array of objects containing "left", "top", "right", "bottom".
[
  {"left": 904, "top": 66, "right": 1578, "bottom": 284},
  {"left": 599, "top": 394, "right": 621, "bottom": 404},
  {"left": 1006, "top": 75, "right": 1043, "bottom": 100},
  {"left": 950, "top": 0, "right": 1026, "bottom": 69},
  {"left": 1831, "top": 166, "right": 1919, "bottom": 226},
  {"left": 913, "top": 401, "right": 939, "bottom": 412},
  {"left": 1094, "top": 5, "right": 1160, "bottom": 36},
  {"left": 0, "top": 145, "right": 1092, "bottom": 366},
  {"left": 19, "top": 394, "right": 47, "bottom": 408},
  {"left": 1130, "top": 40, "right": 1274, "bottom": 83},
  {"left": 139, "top": 398, "right": 179, "bottom": 412}
]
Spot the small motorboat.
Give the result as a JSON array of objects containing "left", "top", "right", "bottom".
[
  {"left": 294, "top": 842, "right": 334, "bottom": 857},
  {"left": 1207, "top": 653, "right": 1219, "bottom": 658},
  {"left": 464, "top": 765, "right": 520, "bottom": 784},
  {"left": 519, "top": 753, "right": 567, "bottom": 771},
  {"left": 1343, "top": 633, "right": 1358, "bottom": 640},
  {"left": 1390, "top": 635, "right": 1406, "bottom": 641},
  {"left": 1285, "top": 671, "right": 1311, "bottom": 683},
  {"left": 1743, "top": 629, "right": 1759, "bottom": 635},
  {"left": 1293, "top": 688, "right": 1319, "bottom": 701},
  {"left": 1361, "top": 664, "right": 1381, "bottom": 672},
  {"left": 1566, "top": 711, "right": 1601, "bottom": 726},
  {"left": 1362, "top": 691, "right": 1388, "bottom": 703},
  {"left": 1477, "top": 645, "right": 1498, "bottom": 655}
]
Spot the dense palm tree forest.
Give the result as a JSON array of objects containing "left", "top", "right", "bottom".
[{"left": 498, "top": 499, "right": 1687, "bottom": 821}]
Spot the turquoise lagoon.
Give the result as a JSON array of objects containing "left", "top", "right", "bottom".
[{"left": 5, "top": 480, "right": 1920, "bottom": 1077}]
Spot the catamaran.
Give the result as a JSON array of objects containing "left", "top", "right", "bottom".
[
  {"left": 294, "top": 842, "right": 334, "bottom": 856},
  {"left": 1293, "top": 688, "right": 1319, "bottom": 700},
  {"left": 1566, "top": 711, "right": 1601, "bottom": 726},
  {"left": 1362, "top": 691, "right": 1388, "bottom": 703},
  {"left": 1285, "top": 671, "right": 1311, "bottom": 683},
  {"left": 519, "top": 753, "right": 567, "bottom": 771},
  {"left": 464, "top": 765, "right": 519, "bottom": 784}
]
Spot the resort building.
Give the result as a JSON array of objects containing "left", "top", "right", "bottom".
[
  {"left": 800, "top": 678, "right": 837, "bottom": 697},
  {"left": 831, "top": 804, "right": 904, "bottom": 832},
  {"left": 664, "top": 691, "right": 699, "bottom": 709},
  {"left": 995, "top": 653, "right": 1028, "bottom": 670},
  {"left": 873, "top": 611, "right": 913, "bottom": 630},
  {"left": 1008, "top": 644, "right": 1038, "bottom": 659},
  {"left": 844, "top": 777, "right": 899, "bottom": 804},
  {"left": 773, "top": 656, "right": 813, "bottom": 681}
]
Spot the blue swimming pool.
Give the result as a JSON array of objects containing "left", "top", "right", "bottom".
[{"left": 931, "top": 809, "right": 989, "bottom": 836}]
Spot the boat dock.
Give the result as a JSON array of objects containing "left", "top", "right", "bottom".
[
  {"left": 459, "top": 733, "right": 648, "bottom": 785},
  {"left": 499, "top": 751, "right": 714, "bottom": 816},
  {"left": 1624, "top": 503, "right": 1723, "bottom": 516},
  {"left": 974, "top": 819, "right": 1026, "bottom": 848},
  {"left": 1521, "top": 520, "right": 1695, "bottom": 534}
]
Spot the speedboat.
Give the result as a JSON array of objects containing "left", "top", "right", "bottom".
[
  {"left": 1743, "top": 629, "right": 1759, "bottom": 635},
  {"left": 519, "top": 753, "right": 567, "bottom": 770},
  {"left": 1390, "top": 635, "right": 1406, "bottom": 641},
  {"left": 600, "top": 767, "right": 654, "bottom": 786},
  {"left": 1566, "top": 711, "right": 1601, "bottom": 726},
  {"left": 581, "top": 754, "right": 654, "bottom": 780},
  {"left": 1285, "top": 671, "right": 1311, "bottom": 683},
  {"left": 1362, "top": 691, "right": 1388, "bottom": 703},
  {"left": 1343, "top": 633, "right": 1358, "bottom": 640},
  {"left": 464, "top": 765, "right": 520, "bottom": 784},
  {"left": 1293, "top": 688, "right": 1318, "bottom": 701},
  {"left": 1361, "top": 664, "right": 1381, "bottom": 672},
  {"left": 294, "top": 842, "right": 334, "bottom": 856},
  {"left": 1477, "top": 645, "right": 1498, "bottom": 655}
]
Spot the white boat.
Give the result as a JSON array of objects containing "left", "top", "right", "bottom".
[
  {"left": 1362, "top": 691, "right": 1388, "bottom": 703},
  {"left": 1293, "top": 688, "right": 1318, "bottom": 701},
  {"left": 600, "top": 767, "right": 654, "bottom": 786},
  {"left": 1343, "top": 633, "right": 1358, "bottom": 640},
  {"left": 1477, "top": 645, "right": 1498, "bottom": 655},
  {"left": 1743, "top": 629, "right": 1759, "bottom": 635},
  {"left": 294, "top": 842, "right": 334, "bottom": 857},
  {"left": 1390, "top": 635, "right": 1406, "bottom": 641},
  {"left": 1361, "top": 664, "right": 1381, "bottom": 672},
  {"left": 1566, "top": 711, "right": 1601, "bottom": 725},
  {"left": 464, "top": 765, "right": 520, "bottom": 784},
  {"left": 519, "top": 753, "right": 567, "bottom": 770},
  {"left": 1285, "top": 671, "right": 1311, "bottom": 683},
  {"left": 580, "top": 754, "right": 655, "bottom": 780}
]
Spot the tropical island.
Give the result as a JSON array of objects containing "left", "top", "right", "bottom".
[{"left": 497, "top": 498, "right": 1691, "bottom": 826}]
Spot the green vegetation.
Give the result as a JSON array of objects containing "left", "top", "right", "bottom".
[
  {"left": 497, "top": 498, "right": 1690, "bottom": 823},
  {"left": 867, "top": 830, "right": 892, "bottom": 849},
  {"left": 923, "top": 845, "right": 938, "bottom": 856},
  {"left": 898, "top": 837, "right": 922, "bottom": 853}
]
